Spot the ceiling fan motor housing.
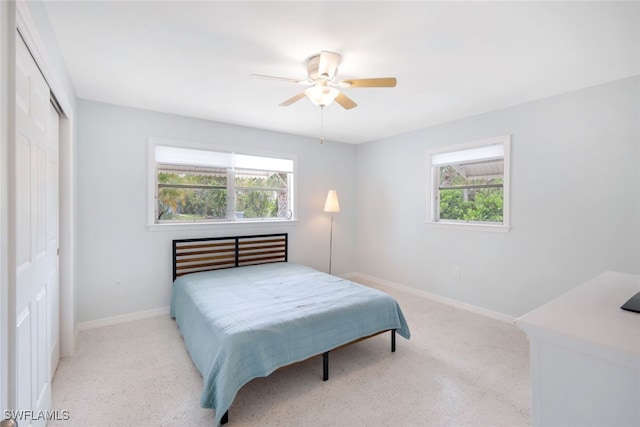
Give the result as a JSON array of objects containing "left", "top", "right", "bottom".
[
  {"left": 307, "top": 54, "right": 335, "bottom": 81},
  {"left": 307, "top": 55, "right": 322, "bottom": 81}
]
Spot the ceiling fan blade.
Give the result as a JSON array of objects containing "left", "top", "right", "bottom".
[
  {"left": 250, "top": 74, "right": 307, "bottom": 84},
  {"left": 339, "top": 77, "right": 397, "bottom": 88},
  {"left": 334, "top": 92, "right": 357, "bottom": 110},
  {"left": 279, "top": 92, "right": 306, "bottom": 106},
  {"left": 317, "top": 51, "right": 341, "bottom": 80}
]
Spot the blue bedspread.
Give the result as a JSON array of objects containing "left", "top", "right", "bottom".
[{"left": 170, "top": 262, "right": 410, "bottom": 426}]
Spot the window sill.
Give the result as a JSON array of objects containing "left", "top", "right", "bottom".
[
  {"left": 147, "top": 219, "right": 298, "bottom": 232},
  {"left": 426, "top": 221, "right": 511, "bottom": 233}
]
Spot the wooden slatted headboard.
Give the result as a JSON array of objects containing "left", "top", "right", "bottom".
[{"left": 172, "top": 233, "right": 288, "bottom": 281}]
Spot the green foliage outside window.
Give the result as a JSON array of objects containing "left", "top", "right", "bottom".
[
  {"left": 157, "top": 168, "right": 290, "bottom": 221},
  {"left": 235, "top": 172, "right": 288, "bottom": 219},
  {"left": 157, "top": 171, "right": 227, "bottom": 220},
  {"left": 438, "top": 165, "right": 503, "bottom": 223}
]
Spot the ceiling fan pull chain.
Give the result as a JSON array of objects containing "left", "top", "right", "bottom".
[{"left": 320, "top": 106, "right": 325, "bottom": 144}]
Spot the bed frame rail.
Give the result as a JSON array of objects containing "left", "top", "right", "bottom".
[
  {"left": 173, "top": 233, "right": 288, "bottom": 281},
  {"left": 221, "top": 328, "right": 397, "bottom": 425}
]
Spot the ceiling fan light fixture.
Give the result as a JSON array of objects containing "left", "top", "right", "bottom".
[
  {"left": 252, "top": 50, "right": 397, "bottom": 110},
  {"left": 304, "top": 84, "right": 339, "bottom": 107}
]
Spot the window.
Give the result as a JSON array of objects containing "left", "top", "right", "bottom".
[
  {"left": 149, "top": 141, "right": 295, "bottom": 224},
  {"left": 427, "top": 135, "right": 510, "bottom": 230}
]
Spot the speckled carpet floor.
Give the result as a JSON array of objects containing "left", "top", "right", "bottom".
[{"left": 49, "top": 279, "right": 531, "bottom": 427}]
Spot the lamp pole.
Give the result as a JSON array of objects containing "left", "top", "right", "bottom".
[
  {"left": 328, "top": 214, "right": 334, "bottom": 274},
  {"left": 323, "top": 190, "right": 340, "bottom": 275}
]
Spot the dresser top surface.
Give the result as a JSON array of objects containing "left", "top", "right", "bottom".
[{"left": 516, "top": 271, "right": 640, "bottom": 358}]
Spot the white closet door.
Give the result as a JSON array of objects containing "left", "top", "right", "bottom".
[{"left": 15, "top": 33, "right": 54, "bottom": 426}]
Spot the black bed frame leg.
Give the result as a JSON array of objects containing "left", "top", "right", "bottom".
[
  {"left": 221, "top": 410, "right": 229, "bottom": 425},
  {"left": 391, "top": 329, "right": 396, "bottom": 353},
  {"left": 323, "top": 351, "right": 329, "bottom": 381}
]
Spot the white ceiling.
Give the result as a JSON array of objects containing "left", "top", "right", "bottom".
[{"left": 43, "top": 1, "right": 640, "bottom": 144}]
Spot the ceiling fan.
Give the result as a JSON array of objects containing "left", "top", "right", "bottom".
[{"left": 250, "top": 51, "right": 397, "bottom": 110}]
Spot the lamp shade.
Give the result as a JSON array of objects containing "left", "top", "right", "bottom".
[
  {"left": 323, "top": 190, "right": 340, "bottom": 213},
  {"left": 305, "top": 84, "right": 339, "bottom": 107}
]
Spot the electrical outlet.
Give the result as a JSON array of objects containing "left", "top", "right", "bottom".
[{"left": 452, "top": 266, "right": 460, "bottom": 278}]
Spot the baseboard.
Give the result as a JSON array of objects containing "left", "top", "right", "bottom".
[
  {"left": 342, "top": 272, "right": 516, "bottom": 324},
  {"left": 77, "top": 306, "right": 170, "bottom": 332}
]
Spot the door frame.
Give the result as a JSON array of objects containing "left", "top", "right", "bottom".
[
  {"left": 1, "top": 0, "right": 76, "bottom": 413},
  {"left": 0, "top": 0, "right": 15, "bottom": 414}
]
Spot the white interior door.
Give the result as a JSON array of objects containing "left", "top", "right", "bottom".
[{"left": 15, "top": 33, "right": 55, "bottom": 426}]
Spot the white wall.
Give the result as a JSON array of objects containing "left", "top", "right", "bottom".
[
  {"left": 76, "top": 100, "right": 357, "bottom": 323},
  {"left": 356, "top": 76, "right": 640, "bottom": 317}
]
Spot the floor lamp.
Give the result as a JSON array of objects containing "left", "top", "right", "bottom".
[{"left": 323, "top": 190, "right": 340, "bottom": 274}]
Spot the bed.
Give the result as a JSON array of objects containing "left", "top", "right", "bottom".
[{"left": 170, "top": 233, "right": 410, "bottom": 425}]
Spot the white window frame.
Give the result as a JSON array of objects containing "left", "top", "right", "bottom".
[
  {"left": 147, "top": 138, "right": 297, "bottom": 230},
  {"left": 426, "top": 135, "right": 511, "bottom": 232}
]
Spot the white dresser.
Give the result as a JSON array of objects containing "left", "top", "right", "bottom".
[{"left": 516, "top": 271, "right": 640, "bottom": 427}]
